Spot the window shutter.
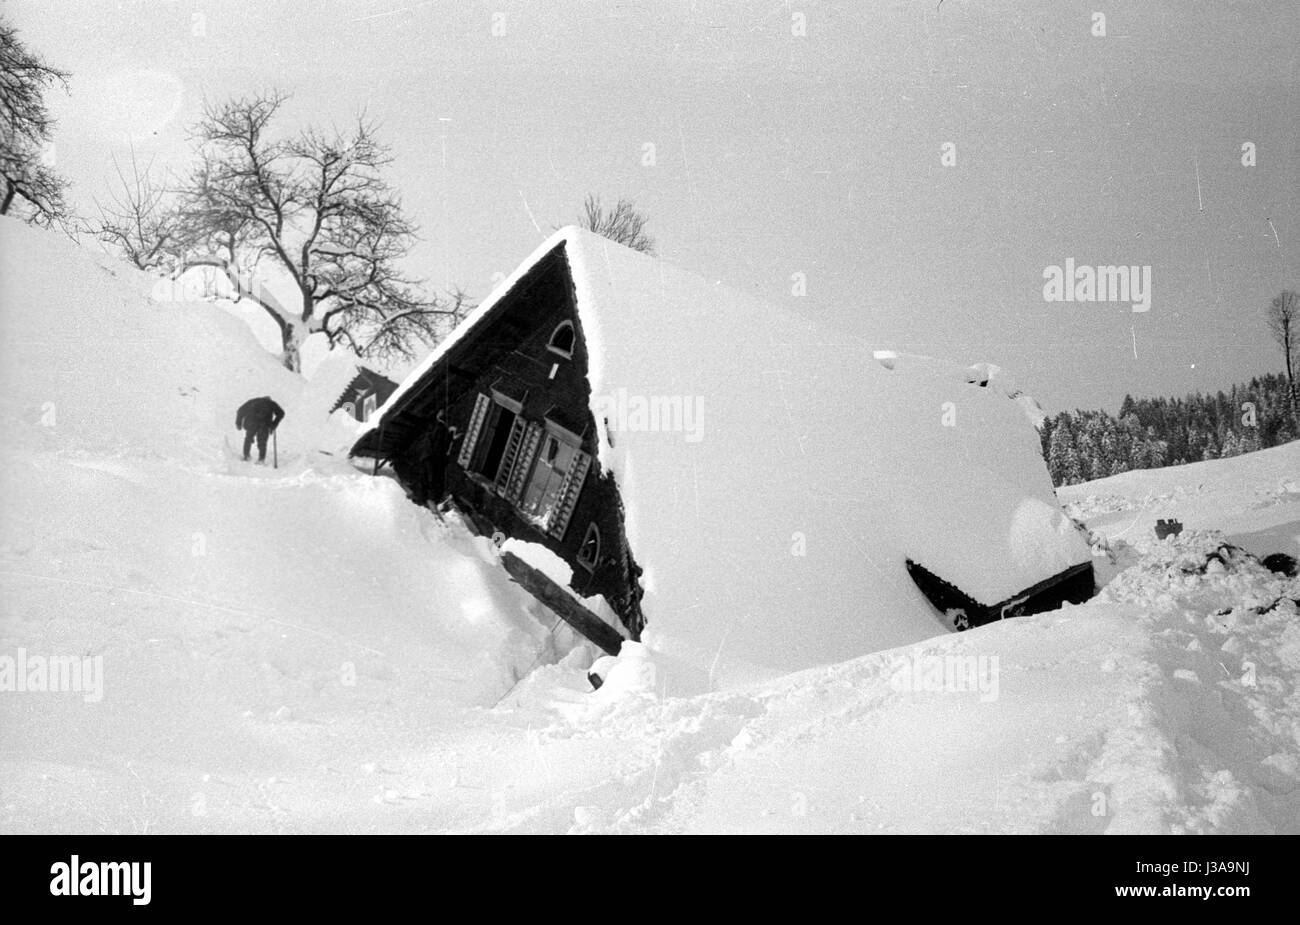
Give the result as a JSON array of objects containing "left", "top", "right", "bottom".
[
  {"left": 505, "top": 422, "right": 543, "bottom": 502},
  {"left": 457, "top": 393, "right": 491, "bottom": 468},
  {"left": 547, "top": 449, "right": 592, "bottom": 540},
  {"left": 493, "top": 416, "right": 528, "bottom": 495}
]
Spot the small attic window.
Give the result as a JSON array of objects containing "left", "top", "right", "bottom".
[
  {"left": 577, "top": 523, "right": 601, "bottom": 570},
  {"left": 548, "top": 320, "right": 576, "bottom": 358}
]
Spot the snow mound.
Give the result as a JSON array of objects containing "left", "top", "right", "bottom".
[
  {"left": 0, "top": 220, "right": 358, "bottom": 466},
  {"left": 469, "top": 527, "right": 1299, "bottom": 833},
  {"left": 1058, "top": 439, "right": 1300, "bottom": 568},
  {"left": 562, "top": 227, "right": 1088, "bottom": 683},
  {"left": 362, "top": 227, "right": 1090, "bottom": 685},
  {"left": 965, "top": 362, "right": 1048, "bottom": 428},
  {"left": 7, "top": 218, "right": 1296, "bottom": 834}
]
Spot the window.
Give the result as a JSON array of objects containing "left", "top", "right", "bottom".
[
  {"left": 361, "top": 393, "right": 378, "bottom": 421},
  {"left": 458, "top": 393, "right": 593, "bottom": 539},
  {"left": 519, "top": 434, "right": 578, "bottom": 522},
  {"left": 547, "top": 320, "right": 575, "bottom": 358},
  {"left": 577, "top": 523, "right": 601, "bottom": 570},
  {"left": 518, "top": 431, "right": 592, "bottom": 539},
  {"left": 457, "top": 392, "right": 520, "bottom": 484},
  {"left": 475, "top": 405, "right": 518, "bottom": 481}
]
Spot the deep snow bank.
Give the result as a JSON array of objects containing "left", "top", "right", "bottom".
[
  {"left": 4, "top": 218, "right": 1297, "bottom": 834},
  {"left": 0, "top": 219, "right": 592, "bottom": 832},
  {"left": 0, "top": 221, "right": 349, "bottom": 464},
  {"left": 486, "top": 524, "right": 1299, "bottom": 834},
  {"left": 1059, "top": 439, "right": 1300, "bottom": 585}
]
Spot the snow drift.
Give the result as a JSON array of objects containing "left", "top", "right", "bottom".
[
  {"left": 3, "top": 216, "right": 1299, "bottom": 834},
  {"left": 361, "top": 227, "right": 1091, "bottom": 686},
  {"left": 0, "top": 217, "right": 590, "bottom": 815}
]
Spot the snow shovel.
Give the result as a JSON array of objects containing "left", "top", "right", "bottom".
[{"left": 273, "top": 427, "right": 278, "bottom": 469}]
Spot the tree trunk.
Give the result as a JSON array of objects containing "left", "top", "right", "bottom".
[
  {"left": 280, "top": 324, "right": 304, "bottom": 373},
  {"left": 1287, "top": 324, "right": 1298, "bottom": 419},
  {"left": 279, "top": 287, "right": 318, "bottom": 373},
  {"left": 0, "top": 180, "right": 14, "bottom": 216}
]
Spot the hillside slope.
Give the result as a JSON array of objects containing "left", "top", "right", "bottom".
[
  {"left": 0, "top": 219, "right": 589, "bottom": 832},
  {"left": 1058, "top": 441, "right": 1300, "bottom": 586}
]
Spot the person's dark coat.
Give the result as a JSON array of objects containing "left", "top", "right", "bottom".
[{"left": 235, "top": 396, "right": 284, "bottom": 462}]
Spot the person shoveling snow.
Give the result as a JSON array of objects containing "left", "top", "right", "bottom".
[{"left": 235, "top": 395, "right": 285, "bottom": 465}]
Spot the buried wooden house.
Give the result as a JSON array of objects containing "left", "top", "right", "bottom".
[
  {"left": 351, "top": 227, "right": 1094, "bottom": 687},
  {"left": 331, "top": 367, "right": 400, "bottom": 424}
]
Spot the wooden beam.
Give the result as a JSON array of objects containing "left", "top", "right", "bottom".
[
  {"left": 991, "top": 560, "right": 1095, "bottom": 619},
  {"left": 499, "top": 551, "right": 625, "bottom": 655}
]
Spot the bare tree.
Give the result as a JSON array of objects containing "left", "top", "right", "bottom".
[
  {"left": 0, "top": 16, "right": 70, "bottom": 224},
  {"left": 92, "top": 148, "right": 182, "bottom": 270},
  {"left": 578, "top": 194, "right": 655, "bottom": 254},
  {"left": 170, "top": 91, "right": 466, "bottom": 371},
  {"left": 1266, "top": 289, "right": 1299, "bottom": 417},
  {"left": 353, "top": 284, "right": 473, "bottom": 363}
]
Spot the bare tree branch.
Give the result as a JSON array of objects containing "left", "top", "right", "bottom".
[
  {"left": 175, "top": 254, "right": 292, "bottom": 339},
  {"left": 0, "top": 15, "right": 70, "bottom": 225},
  {"left": 577, "top": 193, "right": 655, "bottom": 254},
  {"left": 91, "top": 147, "right": 182, "bottom": 269}
]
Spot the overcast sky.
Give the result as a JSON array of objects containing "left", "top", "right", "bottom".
[{"left": 9, "top": 0, "right": 1299, "bottom": 412}]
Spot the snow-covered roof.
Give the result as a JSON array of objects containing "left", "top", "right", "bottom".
[
  {"left": 309, "top": 350, "right": 362, "bottom": 406},
  {"left": 357, "top": 227, "right": 1090, "bottom": 685}
]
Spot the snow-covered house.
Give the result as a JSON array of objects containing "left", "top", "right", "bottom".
[
  {"left": 351, "top": 228, "right": 1094, "bottom": 685},
  {"left": 331, "top": 367, "right": 399, "bottom": 423}
]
